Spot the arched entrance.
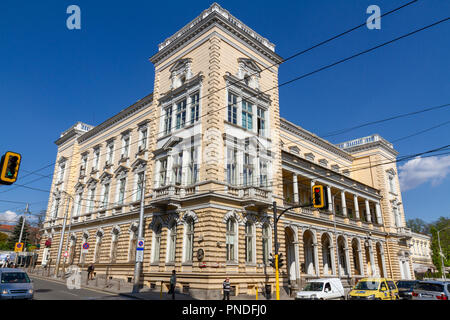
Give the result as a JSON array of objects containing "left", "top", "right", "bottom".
[
  {"left": 337, "top": 236, "right": 348, "bottom": 276},
  {"left": 284, "top": 227, "right": 297, "bottom": 283},
  {"left": 303, "top": 230, "right": 316, "bottom": 275},
  {"left": 321, "top": 233, "right": 333, "bottom": 275},
  {"left": 351, "top": 238, "right": 362, "bottom": 276}
]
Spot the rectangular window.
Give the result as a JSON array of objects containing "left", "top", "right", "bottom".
[
  {"left": 389, "top": 175, "right": 396, "bottom": 193},
  {"left": 139, "top": 128, "right": 148, "bottom": 150},
  {"left": 226, "top": 220, "right": 236, "bottom": 262},
  {"left": 58, "top": 163, "right": 65, "bottom": 182},
  {"left": 136, "top": 172, "right": 144, "bottom": 201},
  {"left": 227, "top": 147, "right": 237, "bottom": 185},
  {"left": 259, "top": 159, "right": 268, "bottom": 187},
  {"left": 188, "top": 147, "right": 198, "bottom": 185},
  {"left": 53, "top": 198, "right": 60, "bottom": 219},
  {"left": 75, "top": 193, "right": 82, "bottom": 217},
  {"left": 257, "top": 107, "right": 265, "bottom": 136},
  {"left": 118, "top": 178, "right": 126, "bottom": 204},
  {"left": 185, "top": 220, "right": 194, "bottom": 262},
  {"left": 107, "top": 143, "right": 114, "bottom": 164},
  {"left": 245, "top": 223, "right": 254, "bottom": 263},
  {"left": 228, "top": 93, "right": 237, "bottom": 124},
  {"left": 164, "top": 106, "right": 173, "bottom": 135},
  {"left": 242, "top": 100, "right": 253, "bottom": 130},
  {"left": 93, "top": 148, "right": 100, "bottom": 170},
  {"left": 176, "top": 99, "right": 187, "bottom": 129},
  {"left": 173, "top": 152, "right": 183, "bottom": 185},
  {"left": 88, "top": 188, "right": 96, "bottom": 213},
  {"left": 160, "top": 159, "right": 168, "bottom": 187},
  {"left": 243, "top": 139, "right": 253, "bottom": 186},
  {"left": 122, "top": 136, "right": 130, "bottom": 158},
  {"left": 102, "top": 183, "right": 110, "bottom": 208},
  {"left": 190, "top": 93, "right": 200, "bottom": 124}
]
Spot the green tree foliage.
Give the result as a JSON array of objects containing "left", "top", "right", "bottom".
[
  {"left": 429, "top": 217, "right": 449, "bottom": 275},
  {"left": 406, "top": 218, "right": 430, "bottom": 234},
  {"left": 7, "top": 217, "right": 30, "bottom": 249},
  {"left": 0, "top": 232, "right": 11, "bottom": 250}
]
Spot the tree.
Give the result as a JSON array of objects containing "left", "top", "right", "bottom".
[
  {"left": 406, "top": 218, "right": 430, "bottom": 234},
  {"left": 0, "top": 232, "right": 10, "bottom": 250},
  {"left": 7, "top": 217, "right": 30, "bottom": 249},
  {"left": 429, "top": 217, "right": 449, "bottom": 276}
]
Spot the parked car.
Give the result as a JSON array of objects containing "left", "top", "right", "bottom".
[
  {"left": 396, "top": 280, "right": 418, "bottom": 300},
  {"left": 0, "top": 268, "right": 34, "bottom": 300},
  {"left": 349, "top": 278, "right": 399, "bottom": 300},
  {"left": 295, "top": 278, "right": 345, "bottom": 300},
  {"left": 412, "top": 280, "right": 449, "bottom": 300}
]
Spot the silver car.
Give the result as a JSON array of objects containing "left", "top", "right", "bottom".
[
  {"left": 412, "top": 280, "right": 449, "bottom": 300},
  {"left": 0, "top": 268, "right": 34, "bottom": 300}
]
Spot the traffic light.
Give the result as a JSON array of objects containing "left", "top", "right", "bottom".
[
  {"left": 312, "top": 185, "right": 327, "bottom": 209},
  {"left": 278, "top": 253, "right": 284, "bottom": 268},
  {"left": 269, "top": 253, "right": 276, "bottom": 268},
  {"left": 0, "top": 152, "right": 21, "bottom": 185}
]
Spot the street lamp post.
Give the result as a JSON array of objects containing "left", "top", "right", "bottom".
[
  {"left": 14, "top": 204, "right": 31, "bottom": 266},
  {"left": 437, "top": 225, "right": 449, "bottom": 281},
  {"left": 331, "top": 192, "right": 341, "bottom": 278},
  {"left": 133, "top": 174, "right": 146, "bottom": 293}
]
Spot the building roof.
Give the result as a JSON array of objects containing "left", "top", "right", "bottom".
[{"left": 0, "top": 224, "right": 14, "bottom": 233}]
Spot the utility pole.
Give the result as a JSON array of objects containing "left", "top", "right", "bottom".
[
  {"left": 133, "top": 174, "right": 146, "bottom": 293},
  {"left": 331, "top": 192, "right": 341, "bottom": 279},
  {"left": 15, "top": 204, "right": 30, "bottom": 266},
  {"left": 55, "top": 192, "right": 72, "bottom": 278},
  {"left": 61, "top": 199, "right": 75, "bottom": 276},
  {"left": 437, "top": 226, "right": 449, "bottom": 281}
]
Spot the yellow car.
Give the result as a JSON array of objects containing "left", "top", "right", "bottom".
[{"left": 349, "top": 278, "right": 399, "bottom": 300}]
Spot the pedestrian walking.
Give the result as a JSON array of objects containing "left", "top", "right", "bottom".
[
  {"left": 169, "top": 270, "right": 176, "bottom": 300},
  {"left": 223, "top": 277, "right": 231, "bottom": 300},
  {"left": 87, "top": 263, "right": 95, "bottom": 280}
]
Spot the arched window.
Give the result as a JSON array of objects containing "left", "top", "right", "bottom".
[
  {"left": 262, "top": 224, "right": 271, "bottom": 265},
  {"left": 152, "top": 223, "right": 162, "bottom": 263},
  {"left": 226, "top": 218, "right": 237, "bottom": 263},
  {"left": 184, "top": 217, "right": 195, "bottom": 263},
  {"left": 167, "top": 221, "right": 177, "bottom": 263},
  {"left": 245, "top": 222, "right": 255, "bottom": 263}
]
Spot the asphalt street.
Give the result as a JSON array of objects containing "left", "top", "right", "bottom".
[{"left": 29, "top": 275, "right": 133, "bottom": 300}]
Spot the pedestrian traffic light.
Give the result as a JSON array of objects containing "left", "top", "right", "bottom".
[
  {"left": 278, "top": 253, "right": 284, "bottom": 268},
  {"left": 269, "top": 254, "right": 276, "bottom": 268},
  {"left": 312, "top": 185, "right": 327, "bottom": 208},
  {"left": 0, "top": 152, "right": 21, "bottom": 185}
]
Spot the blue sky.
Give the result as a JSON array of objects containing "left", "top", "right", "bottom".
[{"left": 0, "top": 0, "right": 449, "bottom": 224}]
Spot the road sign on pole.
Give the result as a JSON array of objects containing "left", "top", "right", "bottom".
[
  {"left": 136, "top": 250, "right": 144, "bottom": 262},
  {"left": 137, "top": 238, "right": 145, "bottom": 251},
  {"left": 82, "top": 242, "right": 89, "bottom": 254},
  {"left": 15, "top": 242, "right": 24, "bottom": 252}
]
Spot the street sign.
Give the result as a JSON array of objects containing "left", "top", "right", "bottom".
[
  {"left": 63, "top": 251, "right": 68, "bottom": 258},
  {"left": 137, "top": 238, "right": 145, "bottom": 251},
  {"left": 14, "top": 242, "right": 24, "bottom": 252},
  {"left": 82, "top": 242, "right": 89, "bottom": 254},
  {"left": 136, "top": 250, "right": 144, "bottom": 262}
]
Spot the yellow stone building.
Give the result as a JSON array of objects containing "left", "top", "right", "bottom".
[{"left": 37, "top": 3, "right": 415, "bottom": 299}]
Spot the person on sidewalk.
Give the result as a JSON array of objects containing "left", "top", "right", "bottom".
[
  {"left": 223, "top": 277, "right": 231, "bottom": 300},
  {"left": 87, "top": 264, "right": 95, "bottom": 280},
  {"left": 169, "top": 270, "right": 176, "bottom": 300}
]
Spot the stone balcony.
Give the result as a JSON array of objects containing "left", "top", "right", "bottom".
[{"left": 397, "top": 227, "right": 412, "bottom": 239}]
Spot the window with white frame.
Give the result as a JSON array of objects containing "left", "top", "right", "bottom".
[
  {"left": 259, "top": 159, "right": 268, "bottom": 187},
  {"left": 190, "top": 93, "right": 200, "bottom": 124},
  {"left": 139, "top": 126, "right": 148, "bottom": 151},
  {"left": 58, "top": 162, "right": 66, "bottom": 183},
  {"left": 74, "top": 192, "right": 82, "bottom": 217},
  {"left": 245, "top": 221, "right": 255, "bottom": 263},
  {"left": 106, "top": 143, "right": 114, "bottom": 165},
  {"left": 167, "top": 221, "right": 177, "bottom": 263},
  {"left": 262, "top": 223, "right": 271, "bottom": 265},
  {"left": 152, "top": 223, "right": 162, "bottom": 263},
  {"left": 164, "top": 106, "right": 173, "bottom": 135},
  {"left": 159, "top": 158, "right": 168, "bottom": 187},
  {"left": 257, "top": 107, "right": 266, "bottom": 136},
  {"left": 393, "top": 207, "right": 401, "bottom": 227},
  {"left": 122, "top": 135, "right": 130, "bottom": 159},
  {"left": 226, "top": 218, "right": 237, "bottom": 262},
  {"left": 176, "top": 99, "right": 187, "bottom": 130},
  {"left": 135, "top": 172, "right": 144, "bottom": 201},
  {"left": 242, "top": 100, "right": 253, "bottom": 130},
  {"left": 118, "top": 178, "right": 126, "bottom": 205},
  {"left": 188, "top": 141, "right": 198, "bottom": 185},
  {"left": 52, "top": 197, "right": 60, "bottom": 219},
  {"left": 184, "top": 217, "right": 194, "bottom": 263},
  {"left": 228, "top": 92, "right": 238, "bottom": 125},
  {"left": 80, "top": 155, "right": 88, "bottom": 176},
  {"left": 101, "top": 183, "right": 110, "bottom": 209},
  {"left": 243, "top": 139, "right": 253, "bottom": 186},
  {"left": 389, "top": 174, "right": 396, "bottom": 193},
  {"left": 93, "top": 147, "right": 100, "bottom": 170},
  {"left": 173, "top": 152, "right": 183, "bottom": 185},
  {"left": 87, "top": 187, "right": 96, "bottom": 213},
  {"left": 227, "top": 146, "right": 238, "bottom": 185}
]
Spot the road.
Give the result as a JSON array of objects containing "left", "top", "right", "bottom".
[{"left": 29, "top": 275, "right": 134, "bottom": 300}]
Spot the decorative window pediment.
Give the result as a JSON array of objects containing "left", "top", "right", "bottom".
[
  {"left": 131, "top": 158, "right": 147, "bottom": 172},
  {"left": 386, "top": 168, "right": 397, "bottom": 176},
  {"left": 58, "top": 156, "right": 68, "bottom": 164},
  {"left": 237, "top": 58, "right": 261, "bottom": 90},
  {"left": 114, "top": 165, "right": 129, "bottom": 179},
  {"left": 319, "top": 159, "right": 328, "bottom": 167},
  {"left": 74, "top": 182, "right": 85, "bottom": 193},
  {"left": 99, "top": 172, "right": 112, "bottom": 185},
  {"left": 170, "top": 58, "right": 193, "bottom": 90},
  {"left": 289, "top": 146, "right": 300, "bottom": 155},
  {"left": 331, "top": 164, "right": 340, "bottom": 172},
  {"left": 86, "top": 177, "right": 98, "bottom": 189},
  {"left": 305, "top": 153, "right": 315, "bottom": 161}
]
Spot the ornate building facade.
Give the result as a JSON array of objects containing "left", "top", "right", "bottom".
[{"left": 37, "top": 3, "right": 415, "bottom": 299}]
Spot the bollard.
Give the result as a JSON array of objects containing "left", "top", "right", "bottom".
[
  {"left": 160, "top": 281, "right": 163, "bottom": 299},
  {"left": 256, "top": 286, "right": 258, "bottom": 300}
]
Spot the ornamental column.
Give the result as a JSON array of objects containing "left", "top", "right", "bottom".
[
  {"left": 375, "top": 203, "right": 383, "bottom": 225},
  {"left": 353, "top": 195, "right": 360, "bottom": 220},
  {"left": 340, "top": 191, "right": 347, "bottom": 217},
  {"left": 293, "top": 173, "right": 299, "bottom": 204},
  {"left": 327, "top": 186, "right": 333, "bottom": 213},
  {"left": 365, "top": 200, "right": 372, "bottom": 223}
]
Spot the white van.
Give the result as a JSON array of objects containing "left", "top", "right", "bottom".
[{"left": 295, "top": 278, "right": 345, "bottom": 300}]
